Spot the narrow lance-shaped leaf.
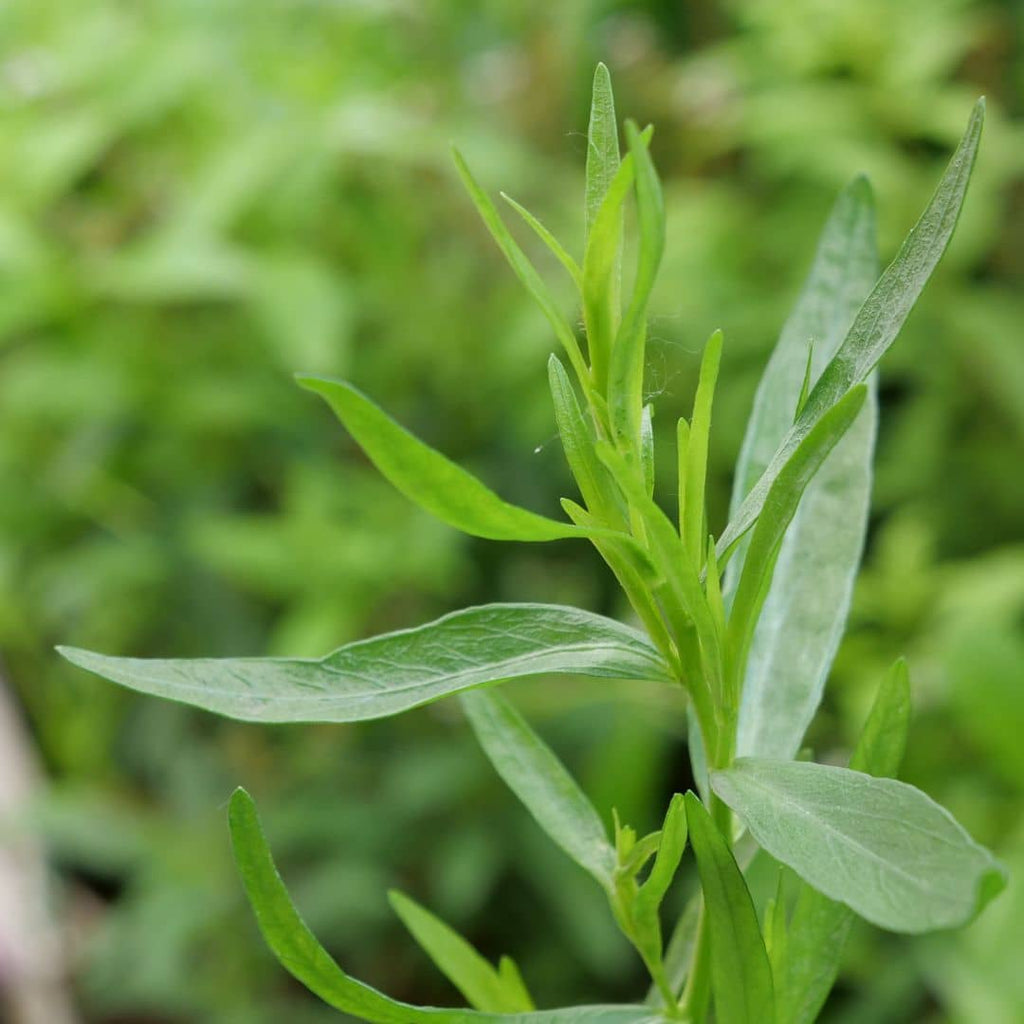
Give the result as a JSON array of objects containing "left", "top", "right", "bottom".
[
  {"left": 632, "top": 794, "right": 688, "bottom": 964},
  {"left": 726, "top": 177, "right": 878, "bottom": 762},
  {"left": 460, "top": 689, "right": 618, "bottom": 890},
  {"left": 718, "top": 99, "right": 984, "bottom": 560},
  {"left": 388, "top": 890, "right": 533, "bottom": 1013},
  {"left": 779, "top": 659, "right": 911, "bottom": 1024},
  {"left": 711, "top": 758, "right": 1007, "bottom": 934},
  {"left": 451, "top": 147, "right": 589, "bottom": 384},
  {"left": 57, "top": 603, "right": 671, "bottom": 724},
  {"left": 725, "top": 385, "right": 868, "bottom": 705},
  {"left": 229, "top": 788, "right": 667, "bottom": 1024},
  {"left": 682, "top": 329, "right": 723, "bottom": 569},
  {"left": 298, "top": 376, "right": 582, "bottom": 542},
  {"left": 548, "top": 354, "right": 623, "bottom": 526},
  {"left": 684, "top": 793, "right": 775, "bottom": 1024},
  {"left": 583, "top": 128, "right": 651, "bottom": 393},
  {"left": 585, "top": 62, "right": 620, "bottom": 239},
  {"left": 500, "top": 192, "right": 582, "bottom": 290},
  {"left": 609, "top": 120, "right": 664, "bottom": 451}
]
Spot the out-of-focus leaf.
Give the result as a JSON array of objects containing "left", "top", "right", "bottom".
[
  {"left": 58, "top": 603, "right": 671, "bottom": 723},
  {"left": 711, "top": 758, "right": 1007, "bottom": 933}
]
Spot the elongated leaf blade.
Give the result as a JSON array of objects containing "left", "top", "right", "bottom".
[
  {"left": 461, "top": 689, "right": 617, "bottom": 889},
  {"left": 718, "top": 99, "right": 984, "bottom": 559},
  {"left": 585, "top": 62, "right": 620, "bottom": 239},
  {"left": 780, "top": 659, "right": 912, "bottom": 1024},
  {"left": 229, "top": 789, "right": 665, "bottom": 1024},
  {"left": 711, "top": 759, "right": 1007, "bottom": 933},
  {"left": 684, "top": 793, "right": 775, "bottom": 1024},
  {"left": 58, "top": 603, "right": 671, "bottom": 723},
  {"left": 726, "top": 178, "right": 879, "bottom": 761},
  {"left": 726, "top": 386, "right": 867, "bottom": 697},
  {"left": 298, "top": 376, "right": 579, "bottom": 542},
  {"left": 452, "top": 149, "right": 589, "bottom": 382},
  {"left": 389, "top": 891, "right": 532, "bottom": 1012}
]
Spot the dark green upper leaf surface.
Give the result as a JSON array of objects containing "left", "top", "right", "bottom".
[
  {"left": 230, "top": 789, "right": 666, "bottom": 1024},
  {"left": 712, "top": 758, "right": 1006, "bottom": 934},
  {"left": 58, "top": 603, "right": 671, "bottom": 723},
  {"left": 718, "top": 99, "right": 984, "bottom": 559},
  {"left": 299, "top": 376, "right": 582, "bottom": 542},
  {"left": 685, "top": 793, "right": 776, "bottom": 1024}
]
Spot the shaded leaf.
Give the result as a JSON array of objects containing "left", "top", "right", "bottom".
[
  {"left": 229, "top": 789, "right": 666, "bottom": 1023},
  {"left": 684, "top": 793, "right": 775, "bottom": 1024},
  {"left": 389, "top": 890, "right": 533, "bottom": 1012}
]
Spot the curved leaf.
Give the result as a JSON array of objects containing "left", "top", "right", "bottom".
[
  {"left": 711, "top": 759, "right": 1007, "bottom": 934},
  {"left": 718, "top": 99, "right": 984, "bottom": 559},
  {"left": 229, "top": 788, "right": 666, "bottom": 1024},
  {"left": 684, "top": 793, "right": 775, "bottom": 1024},
  {"left": 58, "top": 603, "right": 671, "bottom": 724},
  {"left": 299, "top": 376, "right": 582, "bottom": 542},
  {"left": 726, "top": 177, "right": 879, "bottom": 761},
  {"left": 461, "top": 689, "right": 617, "bottom": 889}
]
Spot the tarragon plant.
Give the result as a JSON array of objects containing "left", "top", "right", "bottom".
[{"left": 59, "top": 66, "right": 1005, "bottom": 1022}]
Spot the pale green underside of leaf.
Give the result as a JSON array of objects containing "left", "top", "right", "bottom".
[
  {"left": 685, "top": 793, "right": 775, "bottom": 1024},
  {"left": 461, "top": 689, "right": 617, "bottom": 888},
  {"left": 779, "top": 660, "right": 910, "bottom": 1024},
  {"left": 727, "top": 177, "right": 879, "bottom": 760},
  {"left": 718, "top": 99, "right": 984, "bottom": 560},
  {"left": 58, "top": 603, "right": 671, "bottom": 723},
  {"left": 711, "top": 758, "right": 1006, "bottom": 934},
  {"left": 298, "top": 376, "right": 582, "bottom": 542},
  {"left": 229, "top": 789, "right": 666, "bottom": 1024}
]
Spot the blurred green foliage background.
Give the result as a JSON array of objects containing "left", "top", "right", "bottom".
[{"left": 0, "top": 1, "right": 1021, "bottom": 1021}]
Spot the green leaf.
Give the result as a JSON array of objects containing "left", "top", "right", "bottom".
[
  {"left": 718, "top": 99, "right": 984, "bottom": 560},
  {"left": 298, "top": 376, "right": 581, "bottom": 542},
  {"left": 778, "top": 658, "right": 912, "bottom": 1024},
  {"left": 460, "top": 689, "right": 617, "bottom": 890},
  {"left": 501, "top": 193, "right": 582, "bottom": 290},
  {"left": 726, "top": 386, "right": 868, "bottom": 697},
  {"left": 684, "top": 793, "right": 775, "bottom": 1024},
  {"left": 58, "top": 603, "right": 671, "bottom": 723},
  {"left": 682, "top": 329, "right": 723, "bottom": 569},
  {"left": 725, "top": 178, "right": 879, "bottom": 762},
  {"left": 585, "top": 62, "right": 621, "bottom": 240},
  {"left": 451, "top": 147, "right": 589, "bottom": 383},
  {"left": 548, "top": 354, "right": 622, "bottom": 525},
  {"left": 711, "top": 759, "right": 1007, "bottom": 933},
  {"left": 229, "top": 788, "right": 666, "bottom": 1024},
  {"left": 632, "top": 794, "right": 688, "bottom": 963},
  {"left": 582, "top": 128, "right": 650, "bottom": 393},
  {"left": 609, "top": 121, "right": 664, "bottom": 451},
  {"left": 389, "top": 890, "right": 533, "bottom": 1012}
]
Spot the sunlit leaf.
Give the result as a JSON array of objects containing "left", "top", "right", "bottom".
[{"left": 58, "top": 603, "right": 671, "bottom": 723}]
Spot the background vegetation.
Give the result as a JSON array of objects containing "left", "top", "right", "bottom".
[{"left": 1, "top": 1, "right": 1021, "bottom": 1021}]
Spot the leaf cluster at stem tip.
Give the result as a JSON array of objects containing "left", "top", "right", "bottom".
[{"left": 57, "top": 61, "right": 1003, "bottom": 1024}]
